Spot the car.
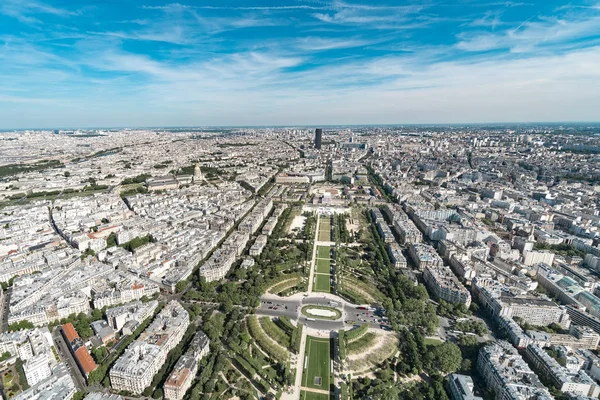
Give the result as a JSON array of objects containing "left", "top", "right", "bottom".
[
  {"left": 268, "top": 306, "right": 273, "bottom": 309},
  {"left": 273, "top": 307, "right": 278, "bottom": 310}
]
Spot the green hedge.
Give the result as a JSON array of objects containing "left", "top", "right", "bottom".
[
  {"left": 338, "top": 330, "right": 346, "bottom": 360},
  {"left": 291, "top": 323, "right": 303, "bottom": 354},
  {"left": 275, "top": 316, "right": 295, "bottom": 335}
]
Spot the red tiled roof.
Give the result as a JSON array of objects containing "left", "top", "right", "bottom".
[
  {"left": 62, "top": 323, "right": 79, "bottom": 343},
  {"left": 74, "top": 346, "right": 97, "bottom": 374}
]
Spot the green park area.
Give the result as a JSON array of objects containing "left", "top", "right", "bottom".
[
  {"left": 318, "top": 217, "right": 332, "bottom": 242},
  {"left": 314, "top": 274, "right": 331, "bottom": 293},
  {"left": 302, "top": 336, "right": 332, "bottom": 391},
  {"left": 316, "top": 258, "right": 331, "bottom": 274},
  {"left": 301, "top": 391, "right": 331, "bottom": 400},
  {"left": 317, "top": 245, "right": 331, "bottom": 259}
]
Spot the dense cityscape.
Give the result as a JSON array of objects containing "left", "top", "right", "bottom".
[{"left": 0, "top": 124, "right": 598, "bottom": 400}]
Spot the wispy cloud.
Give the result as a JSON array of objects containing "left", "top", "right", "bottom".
[
  {"left": 296, "top": 37, "right": 382, "bottom": 51},
  {"left": 456, "top": 8, "right": 600, "bottom": 53},
  {"left": 311, "top": 1, "right": 427, "bottom": 26},
  {"left": 1, "top": 0, "right": 78, "bottom": 24}
]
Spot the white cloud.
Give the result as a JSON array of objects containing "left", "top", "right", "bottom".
[
  {"left": 1, "top": 0, "right": 78, "bottom": 24},
  {"left": 296, "top": 37, "right": 380, "bottom": 51},
  {"left": 457, "top": 9, "right": 600, "bottom": 53}
]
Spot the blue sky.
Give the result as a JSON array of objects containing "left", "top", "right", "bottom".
[{"left": 1, "top": 0, "right": 599, "bottom": 128}]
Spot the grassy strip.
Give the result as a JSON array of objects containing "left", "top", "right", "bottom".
[
  {"left": 248, "top": 316, "right": 289, "bottom": 363},
  {"left": 270, "top": 277, "right": 302, "bottom": 294},
  {"left": 265, "top": 273, "right": 302, "bottom": 292},
  {"left": 275, "top": 316, "right": 295, "bottom": 335},
  {"left": 345, "top": 324, "right": 369, "bottom": 342},
  {"left": 341, "top": 276, "right": 383, "bottom": 301},
  {"left": 259, "top": 317, "right": 292, "bottom": 349},
  {"left": 336, "top": 287, "right": 368, "bottom": 305},
  {"left": 347, "top": 332, "right": 377, "bottom": 354},
  {"left": 340, "top": 382, "right": 349, "bottom": 400},
  {"left": 313, "top": 274, "right": 331, "bottom": 293}
]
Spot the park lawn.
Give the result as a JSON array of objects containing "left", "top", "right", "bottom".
[
  {"left": 316, "top": 258, "right": 331, "bottom": 274},
  {"left": 424, "top": 337, "right": 443, "bottom": 346},
  {"left": 318, "top": 229, "right": 331, "bottom": 242},
  {"left": 303, "top": 336, "right": 331, "bottom": 391},
  {"left": 317, "top": 246, "right": 331, "bottom": 259},
  {"left": 314, "top": 274, "right": 331, "bottom": 293},
  {"left": 301, "top": 391, "right": 331, "bottom": 400},
  {"left": 319, "top": 218, "right": 331, "bottom": 230}
]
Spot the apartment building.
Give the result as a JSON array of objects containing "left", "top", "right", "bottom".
[
  {"left": 423, "top": 265, "right": 472, "bottom": 307},
  {"left": 109, "top": 301, "right": 189, "bottom": 394},
  {"left": 163, "top": 331, "right": 210, "bottom": 400},
  {"left": 526, "top": 344, "right": 600, "bottom": 398},
  {"left": 477, "top": 341, "right": 553, "bottom": 400},
  {"left": 447, "top": 373, "right": 483, "bottom": 400},
  {"left": 408, "top": 243, "right": 444, "bottom": 270}
]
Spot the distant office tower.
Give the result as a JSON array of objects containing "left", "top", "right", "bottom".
[{"left": 315, "top": 128, "right": 322, "bottom": 149}]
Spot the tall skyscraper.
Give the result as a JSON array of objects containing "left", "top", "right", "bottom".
[{"left": 314, "top": 128, "right": 322, "bottom": 149}]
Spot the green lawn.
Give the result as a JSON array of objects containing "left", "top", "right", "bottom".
[
  {"left": 317, "top": 246, "right": 331, "bottom": 259},
  {"left": 316, "top": 258, "right": 331, "bottom": 274},
  {"left": 303, "top": 336, "right": 331, "bottom": 391},
  {"left": 318, "top": 218, "right": 331, "bottom": 230},
  {"left": 318, "top": 218, "right": 331, "bottom": 242},
  {"left": 301, "top": 391, "right": 331, "bottom": 400},
  {"left": 314, "top": 274, "right": 331, "bottom": 293},
  {"left": 318, "top": 230, "right": 331, "bottom": 242},
  {"left": 424, "top": 337, "right": 443, "bottom": 346}
]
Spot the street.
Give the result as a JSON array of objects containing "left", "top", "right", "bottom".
[
  {"left": 51, "top": 328, "right": 88, "bottom": 392},
  {"left": 256, "top": 293, "right": 388, "bottom": 331}
]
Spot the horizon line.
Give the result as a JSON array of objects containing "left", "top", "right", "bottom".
[{"left": 2, "top": 121, "right": 600, "bottom": 132}]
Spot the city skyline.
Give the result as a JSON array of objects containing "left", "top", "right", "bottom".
[{"left": 1, "top": 0, "right": 600, "bottom": 128}]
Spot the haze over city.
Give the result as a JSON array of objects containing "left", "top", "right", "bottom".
[{"left": 1, "top": 0, "right": 600, "bottom": 128}]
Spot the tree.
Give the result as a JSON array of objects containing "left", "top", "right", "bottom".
[
  {"left": 64, "top": 171, "right": 70, "bottom": 178},
  {"left": 457, "top": 334, "right": 478, "bottom": 348},
  {"left": 175, "top": 280, "right": 188, "bottom": 293},
  {"left": 72, "top": 392, "right": 84, "bottom": 400},
  {"left": 106, "top": 232, "right": 117, "bottom": 248},
  {"left": 460, "top": 359, "right": 472, "bottom": 373},
  {"left": 8, "top": 320, "right": 34, "bottom": 331},
  {"left": 426, "top": 342, "right": 462, "bottom": 374},
  {"left": 92, "top": 346, "right": 109, "bottom": 363}
]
